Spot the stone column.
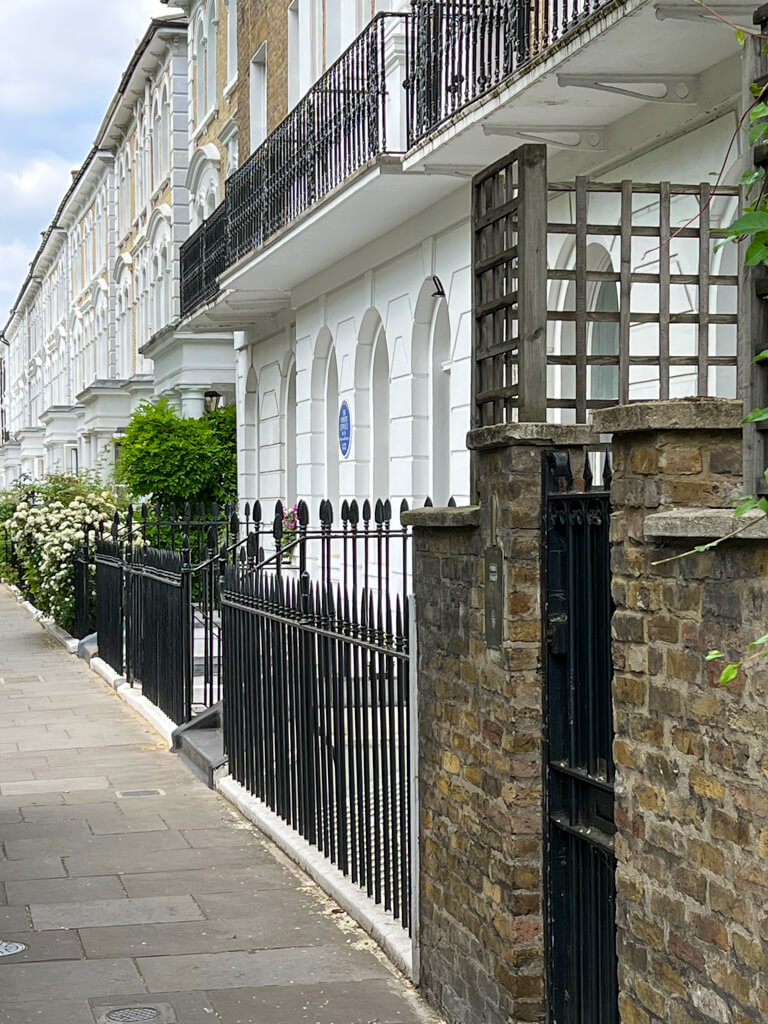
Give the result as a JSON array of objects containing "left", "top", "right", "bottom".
[
  {"left": 177, "top": 387, "right": 206, "bottom": 419},
  {"left": 402, "top": 422, "right": 593, "bottom": 1024},
  {"left": 590, "top": 399, "right": 768, "bottom": 1024}
]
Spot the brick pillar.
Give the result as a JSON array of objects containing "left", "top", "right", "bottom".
[
  {"left": 403, "top": 423, "right": 592, "bottom": 1024},
  {"left": 591, "top": 399, "right": 768, "bottom": 1024}
]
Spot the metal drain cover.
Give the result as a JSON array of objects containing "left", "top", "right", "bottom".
[
  {"left": 0, "top": 941, "right": 26, "bottom": 957},
  {"left": 105, "top": 1010, "right": 160, "bottom": 1023}
]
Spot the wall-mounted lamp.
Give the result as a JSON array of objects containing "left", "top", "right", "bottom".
[
  {"left": 204, "top": 390, "right": 222, "bottom": 413},
  {"left": 431, "top": 275, "right": 445, "bottom": 298}
]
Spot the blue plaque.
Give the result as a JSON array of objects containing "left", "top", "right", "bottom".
[{"left": 338, "top": 401, "right": 351, "bottom": 458}]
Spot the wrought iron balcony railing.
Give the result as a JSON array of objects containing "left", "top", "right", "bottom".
[
  {"left": 406, "top": 0, "right": 617, "bottom": 147},
  {"left": 180, "top": 199, "right": 227, "bottom": 317},
  {"left": 180, "top": 13, "right": 405, "bottom": 318}
]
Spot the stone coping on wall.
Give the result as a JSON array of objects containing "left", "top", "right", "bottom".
[
  {"left": 592, "top": 397, "right": 743, "bottom": 434},
  {"left": 643, "top": 507, "right": 768, "bottom": 541},
  {"left": 467, "top": 422, "right": 596, "bottom": 450},
  {"left": 400, "top": 505, "right": 480, "bottom": 528}
]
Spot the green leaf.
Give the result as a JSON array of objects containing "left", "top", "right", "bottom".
[
  {"left": 734, "top": 496, "right": 759, "bottom": 516},
  {"left": 741, "top": 166, "right": 766, "bottom": 188},
  {"left": 750, "top": 102, "right": 768, "bottom": 121},
  {"left": 737, "top": 28, "right": 745, "bottom": 45},
  {"left": 742, "top": 406, "right": 768, "bottom": 423},
  {"left": 745, "top": 238, "right": 768, "bottom": 266},
  {"left": 706, "top": 651, "right": 725, "bottom": 661},
  {"left": 720, "top": 663, "right": 740, "bottom": 685},
  {"left": 758, "top": 497, "right": 768, "bottom": 515},
  {"left": 752, "top": 80, "right": 765, "bottom": 93},
  {"left": 693, "top": 541, "right": 717, "bottom": 553},
  {"left": 754, "top": 349, "right": 768, "bottom": 362},
  {"left": 748, "top": 121, "right": 768, "bottom": 146},
  {"left": 719, "top": 211, "right": 768, "bottom": 237}
]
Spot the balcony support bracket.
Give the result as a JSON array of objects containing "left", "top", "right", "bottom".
[
  {"left": 557, "top": 73, "right": 699, "bottom": 104},
  {"left": 482, "top": 124, "right": 606, "bottom": 151}
]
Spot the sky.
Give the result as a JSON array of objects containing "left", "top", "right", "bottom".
[{"left": 0, "top": 0, "right": 184, "bottom": 324}]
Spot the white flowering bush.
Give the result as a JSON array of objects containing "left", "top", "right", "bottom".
[{"left": 5, "top": 473, "right": 124, "bottom": 632}]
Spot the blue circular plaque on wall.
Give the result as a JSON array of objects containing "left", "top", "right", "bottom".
[{"left": 338, "top": 401, "right": 351, "bottom": 458}]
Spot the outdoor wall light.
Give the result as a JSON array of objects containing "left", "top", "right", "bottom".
[{"left": 204, "top": 390, "right": 222, "bottom": 413}]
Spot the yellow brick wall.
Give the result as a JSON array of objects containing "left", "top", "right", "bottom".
[{"left": 236, "top": 0, "right": 289, "bottom": 159}]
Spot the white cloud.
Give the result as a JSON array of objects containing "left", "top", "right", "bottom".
[
  {"left": 0, "top": 154, "right": 74, "bottom": 215},
  {"left": 0, "top": 1, "right": 184, "bottom": 113},
  {"left": 0, "top": 242, "right": 37, "bottom": 319}
]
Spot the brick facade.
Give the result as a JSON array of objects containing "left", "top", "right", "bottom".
[{"left": 236, "top": 0, "right": 289, "bottom": 158}]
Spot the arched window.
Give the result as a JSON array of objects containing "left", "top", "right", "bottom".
[
  {"left": 196, "top": 16, "right": 208, "bottom": 122},
  {"left": 370, "top": 328, "right": 389, "bottom": 500},
  {"left": 152, "top": 101, "right": 161, "bottom": 188},
  {"left": 161, "top": 86, "right": 170, "bottom": 178},
  {"left": 285, "top": 361, "right": 297, "bottom": 505},
  {"left": 243, "top": 365, "right": 259, "bottom": 506},
  {"left": 429, "top": 299, "right": 451, "bottom": 505},
  {"left": 207, "top": 1, "right": 218, "bottom": 112},
  {"left": 226, "top": 0, "right": 237, "bottom": 82},
  {"left": 325, "top": 348, "right": 339, "bottom": 504},
  {"left": 152, "top": 253, "right": 161, "bottom": 334}
]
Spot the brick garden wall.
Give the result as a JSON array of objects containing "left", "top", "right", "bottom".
[
  {"left": 404, "top": 428, "right": 591, "bottom": 1024},
  {"left": 594, "top": 400, "right": 768, "bottom": 1024}
]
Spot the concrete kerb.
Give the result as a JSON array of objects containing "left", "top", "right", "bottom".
[{"left": 217, "top": 774, "right": 414, "bottom": 982}]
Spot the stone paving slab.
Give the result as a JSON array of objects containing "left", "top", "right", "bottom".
[
  {"left": 0, "top": 589, "right": 437, "bottom": 1024},
  {"left": 137, "top": 944, "right": 391, "bottom": 991},
  {"left": 0, "top": 957, "right": 144, "bottom": 1001},
  {"left": 30, "top": 894, "right": 204, "bottom": 930},
  {"left": 207, "top": 979, "right": 429, "bottom": 1024},
  {"left": 6, "top": 874, "right": 126, "bottom": 905},
  {"left": 0, "top": 999, "right": 95, "bottom": 1024}
]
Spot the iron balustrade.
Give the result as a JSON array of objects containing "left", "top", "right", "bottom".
[
  {"left": 407, "top": 0, "right": 619, "bottom": 146},
  {"left": 221, "top": 496, "right": 413, "bottom": 930},
  {"left": 180, "top": 13, "right": 405, "bottom": 318},
  {"left": 180, "top": 199, "right": 229, "bottom": 319}
]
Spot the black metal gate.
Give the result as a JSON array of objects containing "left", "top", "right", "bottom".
[
  {"left": 95, "top": 538, "right": 124, "bottom": 674},
  {"left": 543, "top": 449, "right": 618, "bottom": 1024},
  {"left": 124, "top": 544, "right": 193, "bottom": 727}
]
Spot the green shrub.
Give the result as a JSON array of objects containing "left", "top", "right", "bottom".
[{"left": 115, "top": 399, "right": 238, "bottom": 508}]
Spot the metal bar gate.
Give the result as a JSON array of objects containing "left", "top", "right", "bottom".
[{"left": 543, "top": 449, "right": 618, "bottom": 1024}]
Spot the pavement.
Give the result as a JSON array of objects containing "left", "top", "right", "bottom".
[{"left": 0, "top": 587, "right": 439, "bottom": 1024}]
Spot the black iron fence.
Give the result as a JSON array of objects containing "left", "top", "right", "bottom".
[
  {"left": 180, "top": 13, "right": 406, "bottom": 318},
  {"left": 222, "top": 497, "right": 413, "bottom": 930},
  {"left": 407, "top": 0, "right": 619, "bottom": 146}
]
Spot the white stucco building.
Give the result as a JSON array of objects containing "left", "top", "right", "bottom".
[{"left": 0, "top": 0, "right": 759, "bottom": 499}]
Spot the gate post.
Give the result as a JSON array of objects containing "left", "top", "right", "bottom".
[
  {"left": 402, "top": 422, "right": 593, "bottom": 1024},
  {"left": 181, "top": 538, "right": 194, "bottom": 724},
  {"left": 591, "top": 400, "right": 753, "bottom": 1024}
]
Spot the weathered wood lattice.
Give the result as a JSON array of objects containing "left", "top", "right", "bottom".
[{"left": 473, "top": 145, "right": 741, "bottom": 426}]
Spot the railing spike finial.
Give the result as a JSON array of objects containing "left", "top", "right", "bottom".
[
  {"left": 583, "top": 450, "right": 593, "bottom": 492},
  {"left": 244, "top": 501, "right": 251, "bottom": 520},
  {"left": 362, "top": 499, "right": 371, "bottom": 523},
  {"left": 349, "top": 499, "right": 359, "bottom": 525},
  {"left": 297, "top": 500, "right": 309, "bottom": 527},
  {"left": 254, "top": 499, "right": 262, "bottom": 524},
  {"left": 375, "top": 498, "right": 385, "bottom": 524},
  {"left": 341, "top": 499, "right": 349, "bottom": 522},
  {"left": 384, "top": 498, "right": 392, "bottom": 522},
  {"left": 448, "top": 496, "right": 457, "bottom": 507},
  {"left": 424, "top": 496, "right": 433, "bottom": 507}
]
